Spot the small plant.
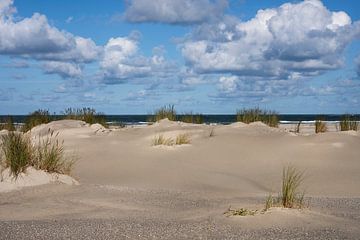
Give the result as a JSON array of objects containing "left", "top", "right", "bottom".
[
  {"left": 179, "top": 113, "right": 204, "bottom": 124},
  {"left": 148, "top": 105, "right": 176, "bottom": 122},
  {"left": 22, "top": 109, "right": 52, "bottom": 132},
  {"left": 264, "top": 165, "right": 306, "bottom": 210},
  {"left": 152, "top": 135, "right": 174, "bottom": 146},
  {"left": 0, "top": 116, "right": 15, "bottom": 131},
  {"left": 33, "top": 130, "right": 75, "bottom": 175},
  {"left": 0, "top": 132, "right": 32, "bottom": 178},
  {"left": 339, "top": 115, "right": 359, "bottom": 131},
  {"left": 236, "top": 108, "right": 279, "bottom": 127},
  {"left": 175, "top": 134, "right": 190, "bottom": 145},
  {"left": 315, "top": 119, "right": 327, "bottom": 133},
  {"left": 62, "top": 108, "right": 108, "bottom": 127},
  {"left": 224, "top": 207, "right": 258, "bottom": 217}
]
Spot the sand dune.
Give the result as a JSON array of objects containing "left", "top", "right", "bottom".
[{"left": 0, "top": 119, "right": 359, "bottom": 239}]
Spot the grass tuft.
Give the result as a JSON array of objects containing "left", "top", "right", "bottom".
[
  {"left": 62, "top": 108, "right": 108, "bottom": 127},
  {"left": 22, "top": 109, "right": 52, "bottom": 132},
  {"left": 294, "top": 121, "right": 301, "bottom": 133},
  {"left": 0, "top": 130, "right": 75, "bottom": 178},
  {"left": 315, "top": 118, "right": 327, "bottom": 133},
  {"left": 236, "top": 107, "right": 279, "bottom": 127},
  {"left": 0, "top": 116, "right": 16, "bottom": 131},
  {"left": 148, "top": 105, "right": 176, "bottom": 122},
  {"left": 175, "top": 134, "right": 191, "bottom": 145},
  {"left": 179, "top": 113, "right": 204, "bottom": 124},
  {"left": 339, "top": 115, "right": 359, "bottom": 131},
  {"left": 152, "top": 135, "right": 174, "bottom": 146}
]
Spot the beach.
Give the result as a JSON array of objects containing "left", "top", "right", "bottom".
[{"left": 0, "top": 119, "right": 359, "bottom": 239}]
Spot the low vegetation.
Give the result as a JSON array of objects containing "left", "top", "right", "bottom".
[
  {"left": 148, "top": 105, "right": 177, "bottom": 122},
  {"left": 236, "top": 108, "right": 279, "bottom": 127},
  {"left": 315, "top": 119, "right": 327, "bottom": 133},
  {"left": 179, "top": 113, "right": 204, "bottom": 124},
  {"left": 22, "top": 109, "right": 52, "bottom": 132},
  {"left": 62, "top": 108, "right": 108, "bottom": 127},
  {"left": 339, "top": 115, "right": 359, "bottom": 131},
  {"left": 224, "top": 207, "right": 258, "bottom": 217},
  {"left": 0, "top": 116, "right": 15, "bottom": 131},
  {"left": 0, "top": 130, "right": 75, "bottom": 178},
  {"left": 294, "top": 121, "right": 301, "bottom": 133},
  {"left": 152, "top": 133, "right": 191, "bottom": 146},
  {"left": 265, "top": 165, "right": 306, "bottom": 210}
]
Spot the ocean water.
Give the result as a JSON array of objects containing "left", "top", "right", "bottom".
[{"left": 1, "top": 114, "right": 359, "bottom": 126}]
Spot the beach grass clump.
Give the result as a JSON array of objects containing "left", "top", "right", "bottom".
[
  {"left": 315, "top": 119, "right": 327, "bottom": 133},
  {"left": 0, "top": 132, "right": 32, "bottom": 178},
  {"left": 0, "top": 116, "right": 15, "bottom": 131},
  {"left": 33, "top": 130, "right": 75, "bottom": 175},
  {"left": 148, "top": 105, "right": 176, "bottom": 122},
  {"left": 0, "top": 130, "right": 75, "bottom": 178},
  {"left": 62, "top": 107, "right": 108, "bottom": 127},
  {"left": 339, "top": 115, "right": 359, "bottom": 131},
  {"left": 22, "top": 109, "right": 52, "bottom": 132},
  {"left": 265, "top": 165, "right": 305, "bottom": 210},
  {"left": 294, "top": 121, "right": 301, "bottom": 133},
  {"left": 152, "top": 135, "right": 174, "bottom": 146},
  {"left": 179, "top": 113, "right": 204, "bottom": 124},
  {"left": 236, "top": 108, "right": 279, "bottom": 127},
  {"left": 175, "top": 134, "right": 191, "bottom": 145}
]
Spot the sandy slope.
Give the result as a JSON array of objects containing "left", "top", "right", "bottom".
[{"left": 0, "top": 119, "right": 359, "bottom": 239}]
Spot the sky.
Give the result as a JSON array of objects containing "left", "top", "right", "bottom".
[{"left": 0, "top": 0, "right": 360, "bottom": 114}]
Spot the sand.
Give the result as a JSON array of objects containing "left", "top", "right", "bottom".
[{"left": 0, "top": 119, "right": 359, "bottom": 239}]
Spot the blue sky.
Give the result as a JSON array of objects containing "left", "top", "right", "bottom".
[{"left": 0, "top": 0, "right": 360, "bottom": 114}]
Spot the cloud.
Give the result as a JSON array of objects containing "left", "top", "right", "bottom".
[
  {"left": 181, "top": 0, "right": 360, "bottom": 80},
  {"left": 3, "top": 60, "right": 29, "bottom": 68},
  {"left": 42, "top": 61, "right": 82, "bottom": 79},
  {"left": 124, "top": 0, "right": 228, "bottom": 24},
  {"left": 0, "top": 0, "right": 100, "bottom": 78},
  {"left": 100, "top": 36, "right": 177, "bottom": 83}
]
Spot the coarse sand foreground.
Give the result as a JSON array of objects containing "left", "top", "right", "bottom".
[{"left": 0, "top": 119, "right": 359, "bottom": 239}]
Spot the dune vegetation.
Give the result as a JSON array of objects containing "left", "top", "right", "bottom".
[
  {"left": 339, "top": 115, "right": 359, "bottom": 131},
  {"left": 236, "top": 108, "right": 279, "bottom": 127},
  {"left": 0, "top": 130, "right": 75, "bottom": 178},
  {"left": 315, "top": 119, "right": 327, "bottom": 133},
  {"left": 0, "top": 116, "right": 15, "bottom": 131},
  {"left": 22, "top": 109, "right": 53, "bottom": 132},
  {"left": 62, "top": 107, "right": 108, "bottom": 127}
]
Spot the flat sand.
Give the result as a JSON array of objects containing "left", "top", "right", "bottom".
[{"left": 0, "top": 119, "right": 359, "bottom": 239}]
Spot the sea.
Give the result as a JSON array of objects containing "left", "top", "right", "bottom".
[{"left": 1, "top": 114, "right": 359, "bottom": 126}]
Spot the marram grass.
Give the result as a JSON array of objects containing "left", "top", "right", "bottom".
[
  {"left": 148, "top": 105, "right": 177, "bottom": 122},
  {"left": 175, "top": 134, "right": 191, "bottom": 145},
  {"left": 236, "top": 108, "right": 279, "bottom": 127},
  {"left": 339, "top": 115, "right": 359, "bottom": 131},
  {"left": 315, "top": 119, "right": 327, "bottom": 133}
]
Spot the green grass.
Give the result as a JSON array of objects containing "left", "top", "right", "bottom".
[
  {"left": 175, "top": 134, "right": 191, "bottom": 145},
  {"left": 22, "top": 109, "right": 52, "bottom": 132},
  {"left": 315, "top": 119, "right": 327, "bottom": 133},
  {"left": 62, "top": 108, "right": 108, "bottom": 127},
  {"left": 0, "top": 132, "right": 32, "bottom": 178},
  {"left": 0, "top": 130, "right": 75, "bottom": 178},
  {"left": 179, "top": 113, "right": 204, "bottom": 124},
  {"left": 265, "top": 165, "right": 306, "bottom": 210},
  {"left": 339, "top": 115, "right": 359, "bottom": 131},
  {"left": 236, "top": 108, "right": 279, "bottom": 127},
  {"left": 0, "top": 116, "right": 15, "bottom": 131},
  {"left": 148, "top": 105, "right": 177, "bottom": 122}
]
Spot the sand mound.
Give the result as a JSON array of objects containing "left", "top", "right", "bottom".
[
  {"left": 229, "top": 122, "right": 248, "bottom": 128},
  {"left": 0, "top": 167, "right": 79, "bottom": 193},
  {"left": 29, "top": 120, "right": 87, "bottom": 136}
]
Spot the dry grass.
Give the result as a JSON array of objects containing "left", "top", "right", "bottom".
[
  {"left": 339, "top": 115, "right": 359, "bottom": 131},
  {"left": 175, "top": 134, "right": 191, "bottom": 145},
  {"left": 0, "top": 116, "right": 15, "bottom": 131},
  {"left": 22, "top": 109, "right": 52, "bottom": 132},
  {"left": 179, "top": 113, "right": 204, "bottom": 124},
  {"left": 148, "top": 105, "right": 176, "bottom": 122},
  {"left": 315, "top": 119, "right": 327, "bottom": 133},
  {"left": 236, "top": 108, "right": 279, "bottom": 127},
  {"left": 152, "top": 135, "right": 174, "bottom": 146},
  {"left": 62, "top": 108, "right": 108, "bottom": 127}
]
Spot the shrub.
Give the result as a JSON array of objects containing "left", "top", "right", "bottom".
[
  {"left": 0, "top": 132, "right": 32, "bottom": 178},
  {"left": 339, "top": 115, "right": 359, "bottom": 131},
  {"left": 179, "top": 113, "right": 204, "bottom": 124},
  {"left": 315, "top": 119, "right": 327, "bottom": 133},
  {"left": 22, "top": 109, "right": 52, "bottom": 132},
  {"left": 148, "top": 105, "right": 176, "bottom": 122},
  {"left": 175, "top": 134, "right": 190, "bottom": 145},
  {"left": 0, "top": 116, "right": 15, "bottom": 131},
  {"left": 236, "top": 108, "right": 279, "bottom": 127},
  {"left": 62, "top": 107, "right": 108, "bottom": 127}
]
